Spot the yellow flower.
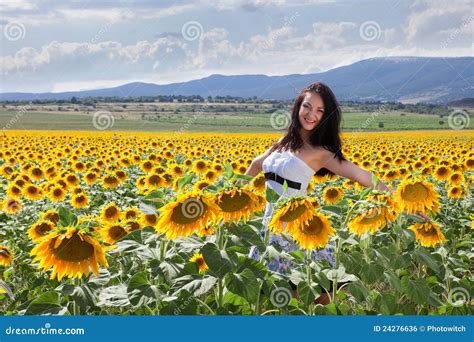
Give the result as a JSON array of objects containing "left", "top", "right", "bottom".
[
  {"left": 71, "top": 193, "right": 89, "bottom": 209},
  {"left": 100, "top": 223, "right": 129, "bottom": 244},
  {"left": 396, "top": 177, "right": 439, "bottom": 214},
  {"left": 30, "top": 228, "right": 110, "bottom": 280},
  {"left": 101, "top": 202, "right": 121, "bottom": 223},
  {"left": 190, "top": 253, "right": 208, "bottom": 273},
  {"left": 28, "top": 219, "right": 56, "bottom": 242},
  {"left": 269, "top": 197, "right": 319, "bottom": 234},
  {"left": 289, "top": 211, "right": 335, "bottom": 250},
  {"left": 408, "top": 222, "right": 446, "bottom": 247},
  {"left": 0, "top": 245, "right": 14, "bottom": 267},
  {"left": 23, "top": 184, "right": 44, "bottom": 200},
  {"left": 48, "top": 186, "right": 67, "bottom": 202},
  {"left": 322, "top": 186, "right": 344, "bottom": 204},
  {"left": 215, "top": 187, "right": 265, "bottom": 224},
  {"left": 156, "top": 191, "right": 218, "bottom": 239},
  {"left": 2, "top": 198, "right": 22, "bottom": 214}
]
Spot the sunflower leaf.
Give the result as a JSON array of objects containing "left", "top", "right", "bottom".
[
  {"left": 177, "top": 173, "right": 194, "bottom": 190},
  {"left": 224, "top": 163, "right": 234, "bottom": 179},
  {"left": 58, "top": 205, "right": 77, "bottom": 227},
  {"left": 26, "top": 291, "right": 63, "bottom": 315},
  {"left": 202, "top": 242, "right": 234, "bottom": 278}
]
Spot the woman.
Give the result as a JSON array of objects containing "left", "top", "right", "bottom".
[{"left": 244, "top": 82, "right": 428, "bottom": 304}]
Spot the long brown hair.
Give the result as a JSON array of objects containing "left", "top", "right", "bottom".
[{"left": 270, "top": 82, "right": 345, "bottom": 176}]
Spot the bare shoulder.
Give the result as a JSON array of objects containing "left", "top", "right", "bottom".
[{"left": 308, "top": 145, "right": 333, "bottom": 162}]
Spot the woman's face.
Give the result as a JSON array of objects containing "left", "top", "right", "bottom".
[{"left": 298, "top": 92, "right": 325, "bottom": 131}]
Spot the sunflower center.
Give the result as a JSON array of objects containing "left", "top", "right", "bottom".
[
  {"left": 325, "top": 189, "right": 340, "bottom": 198},
  {"left": 301, "top": 216, "right": 324, "bottom": 236},
  {"left": 50, "top": 234, "right": 94, "bottom": 262},
  {"left": 280, "top": 204, "right": 307, "bottom": 222},
  {"left": 171, "top": 200, "right": 207, "bottom": 224},
  {"left": 418, "top": 227, "right": 438, "bottom": 237},
  {"left": 195, "top": 257, "right": 205, "bottom": 266},
  {"left": 402, "top": 183, "right": 428, "bottom": 202},
  {"left": 105, "top": 207, "right": 118, "bottom": 218},
  {"left": 218, "top": 192, "right": 250, "bottom": 212},
  {"left": 109, "top": 225, "right": 127, "bottom": 240}
]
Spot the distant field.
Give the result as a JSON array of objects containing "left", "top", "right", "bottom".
[{"left": 0, "top": 102, "right": 472, "bottom": 132}]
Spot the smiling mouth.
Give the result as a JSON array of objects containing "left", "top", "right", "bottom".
[{"left": 304, "top": 116, "right": 317, "bottom": 124}]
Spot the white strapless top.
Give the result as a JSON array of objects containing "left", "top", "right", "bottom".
[{"left": 262, "top": 150, "right": 315, "bottom": 197}]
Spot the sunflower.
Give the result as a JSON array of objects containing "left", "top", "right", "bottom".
[
  {"left": 122, "top": 207, "right": 141, "bottom": 221},
  {"left": 23, "top": 184, "right": 44, "bottom": 200},
  {"left": 249, "top": 173, "right": 266, "bottom": 193},
  {"left": 289, "top": 211, "right": 335, "bottom": 250},
  {"left": 408, "top": 221, "right": 446, "bottom": 247},
  {"left": 448, "top": 172, "right": 464, "bottom": 185},
  {"left": 2, "top": 198, "right": 22, "bottom": 214},
  {"left": 71, "top": 193, "right": 90, "bottom": 209},
  {"left": 322, "top": 186, "right": 344, "bottom": 204},
  {"left": 447, "top": 185, "right": 464, "bottom": 199},
  {"left": 190, "top": 253, "right": 208, "bottom": 273},
  {"left": 269, "top": 197, "right": 319, "bottom": 234},
  {"left": 193, "top": 159, "right": 209, "bottom": 174},
  {"left": 100, "top": 223, "right": 129, "bottom": 244},
  {"left": 30, "top": 227, "right": 110, "bottom": 280},
  {"left": 348, "top": 193, "right": 400, "bottom": 235},
  {"left": 156, "top": 191, "right": 218, "bottom": 239},
  {"left": 101, "top": 202, "right": 121, "bottom": 223},
  {"left": 433, "top": 166, "right": 450, "bottom": 181},
  {"left": 101, "top": 174, "right": 120, "bottom": 189},
  {"left": 28, "top": 219, "right": 56, "bottom": 242},
  {"left": 139, "top": 210, "right": 157, "bottom": 226},
  {"left": 41, "top": 209, "right": 59, "bottom": 224},
  {"left": 396, "top": 177, "right": 440, "bottom": 214},
  {"left": 124, "top": 220, "right": 141, "bottom": 232},
  {"left": 83, "top": 172, "right": 99, "bottom": 185},
  {"left": 215, "top": 187, "right": 265, "bottom": 224},
  {"left": 6, "top": 184, "right": 22, "bottom": 198},
  {"left": 48, "top": 186, "right": 67, "bottom": 202},
  {"left": 145, "top": 174, "right": 162, "bottom": 188},
  {"left": 194, "top": 180, "right": 211, "bottom": 191},
  {"left": 0, "top": 245, "right": 14, "bottom": 267}
]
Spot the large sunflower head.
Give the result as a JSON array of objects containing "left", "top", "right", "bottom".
[
  {"left": 215, "top": 187, "right": 265, "bottom": 224},
  {"left": 0, "top": 245, "right": 14, "bottom": 267},
  {"left": 408, "top": 221, "right": 446, "bottom": 247},
  {"left": 269, "top": 196, "right": 319, "bottom": 234},
  {"left": 156, "top": 191, "right": 217, "bottom": 239},
  {"left": 396, "top": 177, "right": 440, "bottom": 214},
  {"left": 30, "top": 227, "right": 110, "bottom": 280},
  {"left": 289, "top": 211, "right": 335, "bottom": 250}
]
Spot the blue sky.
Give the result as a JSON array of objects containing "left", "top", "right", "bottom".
[{"left": 0, "top": 0, "right": 472, "bottom": 92}]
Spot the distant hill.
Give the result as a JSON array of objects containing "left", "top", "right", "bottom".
[
  {"left": 447, "top": 98, "right": 474, "bottom": 108},
  {"left": 1, "top": 57, "right": 472, "bottom": 104}
]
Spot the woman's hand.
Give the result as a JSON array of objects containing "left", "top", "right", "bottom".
[{"left": 414, "top": 210, "right": 430, "bottom": 222}]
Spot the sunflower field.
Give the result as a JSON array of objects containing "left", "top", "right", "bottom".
[{"left": 0, "top": 130, "right": 473, "bottom": 316}]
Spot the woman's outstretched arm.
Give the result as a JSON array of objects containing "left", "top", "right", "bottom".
[{"left": 318, "top": 150, "right": 430, "bottom": 220}]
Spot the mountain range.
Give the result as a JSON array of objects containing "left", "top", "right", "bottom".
[{"left": 1, "top": 57, "right": 472, "bottom": 104}]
